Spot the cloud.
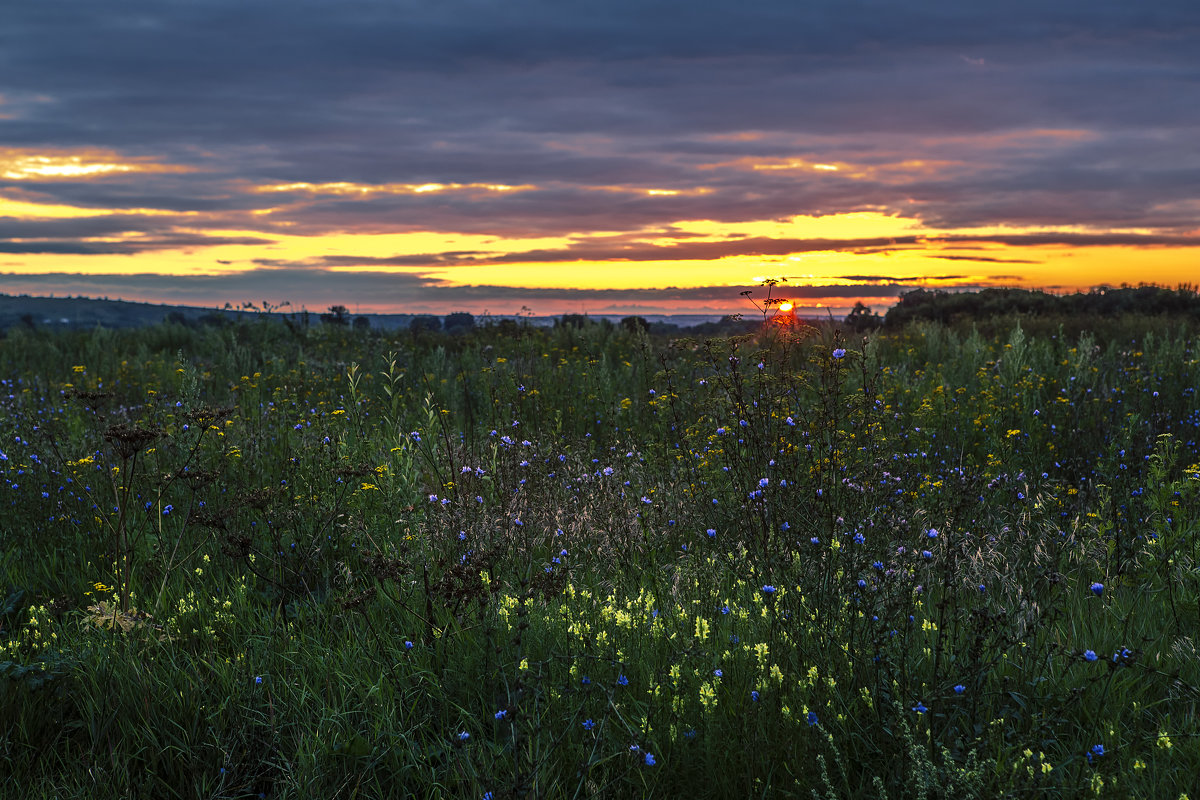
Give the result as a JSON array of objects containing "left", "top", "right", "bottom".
[
  {"left": 0, "top": 267, "right": 934, "bottom": 315},
  {"left": 1, "top": 0, "right": 1198, "bottom": 306}
]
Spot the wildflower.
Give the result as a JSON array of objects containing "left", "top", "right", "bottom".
[
  {"left": 163, "top": 505, "right": 174, "bottom": 516},
  {"left": 761, "top": 584, "right": 776, "bottom": 595},
  {"left": 832, "top": 348, "right": 846, "bottom": 359},
  {"left": 1084, "top": 649, "right": 1098, "bottom": 662},
  {"left": 644, "top": 752, "right": 656, "bottom": 766},
  {"left": 927, "top": 528, "right": 938, "bottom": 539},
  {"left": 751, "top": 691, "right": 760, "bottom": 702},
  {"left": 706, "top": 528, "right": 716, "bottom": 538},
  {"left": 405, "top": 641, "right": 414, "bottom": 650},
  {"left": 582, "top": 719, "right": 595, "bottom": 730},
  {"left": 912, "top": 702, "right": 928, "bottom": 714},
  {"left": 495, "top": 709, "right": 508, "bottom": 720},
  {"left": 254, "top": 676, "right": 262, "bottom": 685},
  {"left": 921, "top": 550, "right": 932, "bottom": 560},
  {"left": 1090, "top": 582, "right": 1104, "bottom": 596},
  {"left": 954, "top": 684, "right": 965, "bottom": 694},
  {"left": 410, "top": 431, "right": 421, "bottom": 442},
  {"left": 581, "top": 676, "right": 591, "bottom": 685},
  {"left": 617, "top": 675, "right": 629, "bottom": 686},
  {"left": 458, "top": 731, "right": 470, "bottom": 741},
  {"left": 713, "top": 669, "right": 723, "bottom": 678},
  {"left": 806, "top": 711, "right": 818, "bottom": 726},
  {"left": 1087, "top": 744, "right": 1105, "bottom": 763},
  {"left": 810, "top": 537, "right": 820, "bottom": 545}
]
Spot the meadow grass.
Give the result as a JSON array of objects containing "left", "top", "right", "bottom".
[{"left": 1, "top": 314, "right": 1199, "bottom": 798}]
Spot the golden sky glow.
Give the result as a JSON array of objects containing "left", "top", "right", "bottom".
[{"left": 3, "top": 2, "right": 1198, "bottom": 318}]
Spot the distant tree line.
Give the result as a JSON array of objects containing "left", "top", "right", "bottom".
[{"left": 880, "top": 285, "right": 1200, "bottom": 329}]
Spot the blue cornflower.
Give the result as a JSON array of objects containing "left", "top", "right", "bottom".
[
  {"left": 482, "top": 793, "right": 493, "bottom": 800},
  {"left": 1084, "top": 649, "right": 1098, "bottom": 662},
  {"left": 254, "top": 676, "right": 262, "bottom": 685},
  {"left": 1087, "top": 744, "right": 1105, "bottom": 763},
  {"left": 927, "top": 528, "right": 938, "bottom": 539},
  {"left": 810, "top": 537, "right": 820, "bottom": 545},
  {"left": 954, "top": 684, "right": 965, "bottom": 694},
  {"left": 758, "top": 478, "right": 769, "bottom": 488},
  {"left": 582, "top": 719, "right": 595, "bottom": 730},
  {"left": 644, "top": 752, "right": 656, "bottom": 766},
  {"left": 713, "top": 669, "right": 723, "bottom": 678},
  {"left": 921, "top": 550, "right": 932, "bottom": 560},
  {"left": 832, "top": 348, "right": 846, "bottom": 359},
  {"left": 857, "top": 579, "right": 867, "bottom": 588},
  {"left": 410, "top": 431, "right": 421, "bottom": 442},
  {"left": 761, "top": 584, "right": 776, "bottom": 595},
  {"left": 912, "top": 702, "right": 928, "bottom": 714},
  {"left": 706, "top": 528, "right": 716, "bottom": 538},
  {"left": 405, "top": 640, "right": 414, "bottom": 650},
  {"left": 751, "top": 691, "right": 760, "bottom": 702},
  {"left": 806, "top": 711, "right": 819, "bottom": 726},
  {"left": 581, "top": 676, "right": 591, "bottom": 685},
  {"left": 617, "top": 675, "right": 629, "bottom": 686},
  {"left": 1090, "top": 582, "right": 1104, "bottom": 596},
  {"left": 457, "top": 731, "right": 470, "bottom": 741},
  {"left": 162, "top": 504, "right": 174, "bottom": 516},
  {"left": 494, "top": 709, "right": 508, "bottom": 720}
]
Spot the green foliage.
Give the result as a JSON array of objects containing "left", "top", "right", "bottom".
[{"left": 1, "top": 313, "right": 1198, "bottom": 797}]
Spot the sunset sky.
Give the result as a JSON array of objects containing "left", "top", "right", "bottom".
[{"left": 2, "top": 1, "right": 1198, "bottom": 316}]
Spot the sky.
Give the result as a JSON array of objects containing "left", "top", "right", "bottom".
[{"left": 1, "top": 0, "right": 1198, "bottom": 317}]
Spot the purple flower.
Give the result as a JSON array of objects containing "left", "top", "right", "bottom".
[{"left": 832, "top": 348, "right": 846, "bottom": 359}]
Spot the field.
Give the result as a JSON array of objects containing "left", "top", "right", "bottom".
[{"left": 2, "top": 313, "right": 1199, "bottom": 798}]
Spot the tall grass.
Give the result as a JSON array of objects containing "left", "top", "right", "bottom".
[{"left": 2, "top": 315, "right": 1198, "bottom": 798}]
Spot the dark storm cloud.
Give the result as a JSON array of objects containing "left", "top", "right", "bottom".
[{"left": 2, "top": 0, "right": 1199, "bottom": 280}]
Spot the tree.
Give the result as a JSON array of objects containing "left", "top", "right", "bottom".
[{"left": 321, "top": 305, "right": 350, "bottom": 326}]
